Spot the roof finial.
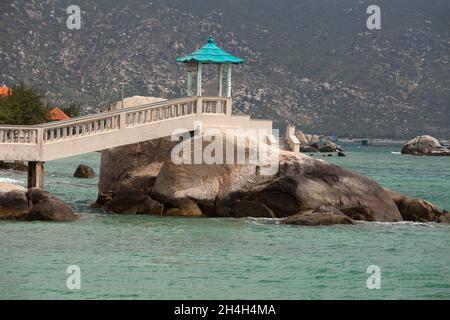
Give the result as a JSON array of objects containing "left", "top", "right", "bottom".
[{"left": 208, "top": 36, "right": 215, "bottom": 44}]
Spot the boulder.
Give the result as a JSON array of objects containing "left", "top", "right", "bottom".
[
  {"left": 282, "top": 206, "right": 355, "bottom": 226},
  {"left": 295, "top": 131, "right": 308, "bottom": 145},
  {"left": 152, "top": 135, "right": 403, "bottom": 222},
  {"left": 338, "top": 151, "right": 346, "bottom": 157},
  {"left": 319, "top": 141, "right": 343, "bottom": 153},
  {"left": 0, "top": 161, "right": 28, "bottom": 172},
  {"left": 341, "top": 206, "right": 377, "bottom": 221},
  {"left": 106, "top": 190, "right": 148, "bottom": 214},
  {"left": 0, "top": 183, "right": 30, "bottom": 219},
  {"left": 163, "top": 198, "right": 204, "bottom": 217},
  {"left": 437, "top": 211, "right": 450, "bottom": 224},
  {"left": 384, "top": 189, "right": 444, "bottom": 222},
  {"left": 98, "top": 137, "right": 178, "bottom": 202},
  {"left": 23, "top": 188, "right": 78, "bottom": 222},
  {"left": 74, "top": 164, "right": 96, "bottom": 178},
  {"left": 137, "top": 196, "right": 164, "bottom": 216},
  {"left": 401, "top": 135, "right": 450, "bottom": 156},
  {"left": 300, "top": 145, "right": 319, "bottom": 153}
]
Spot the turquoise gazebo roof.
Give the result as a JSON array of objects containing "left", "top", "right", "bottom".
[{"left": 176, "top": 36, "right": 244, "bottom": 64}]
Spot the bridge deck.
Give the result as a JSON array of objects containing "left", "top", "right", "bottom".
[{"left": 0, "top": 96, "right": 272, "bottom": 162}]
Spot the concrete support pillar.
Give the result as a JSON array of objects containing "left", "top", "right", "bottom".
[
  {"left": 227, "top": 64, "right": 232, "bottom": 98},
  {"left": 197, "top": 63, "right": 203, "bottom": 96},
  {"left": 28, "top": 161, "right": 45, "bottom": 189}
]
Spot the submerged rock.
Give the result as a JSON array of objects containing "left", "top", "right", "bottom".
[
  {"left": 0, "top": 161, "right": 28, "bottom": 172},
  {"left": 74, "top": 164, "right": 96, "bottom": 178},
  {"left": 385, "top": 189, "right": 444, "bottom": 222},
  {"left": 22, "top": 188, "right": 79, "bottom": 222},
  {"left": 282, "top": 206, "right": 355, "bottom": 226},
  {"left": 401, "top": 135, "right": 450, "bottom": 156},
  {"left": 0, "top": 183, "right": 78, "bottom": 222}
]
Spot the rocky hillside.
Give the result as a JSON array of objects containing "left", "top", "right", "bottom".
[{"left": 1, "top": 0, "right": 449, "bottom": 138}]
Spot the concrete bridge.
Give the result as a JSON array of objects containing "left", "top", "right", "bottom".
[
  {"left": 0, "top": 96, "right": 280, "bottom": 188},
  {"left": 0, "top": 37, "right": 303, "bottom": 188}
]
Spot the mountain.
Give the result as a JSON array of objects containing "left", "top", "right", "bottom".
[{"left": 1, "top": 0, "right": 449, "bottom": 138}]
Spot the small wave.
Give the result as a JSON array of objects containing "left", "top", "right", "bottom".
[
  {"left": 0, "top": 177, "right": 24, "bottom": 184},
  {"left": 391, "top": 152, "right": 401, "bottom": 155}
]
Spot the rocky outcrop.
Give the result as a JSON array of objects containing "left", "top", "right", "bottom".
[
  {"left": 74, "top": 164, "right": 96, "bottom": 178},
  {"left": 148, "top": 135, "right": 402, "bottom": 222},
  {"left": 319, "top": 141, "right": 343, "bottom": 153},
  {"left": 23, "top": 188, "right": 79, "bottom": 222},
  {"left": 0, "top": 161, "right": 28, "bottom": 172},
  {"left": 385, "top": 189, "right": 445, "bottom": 222},
  {"left": 0, "top": 183, "right": 30, "bottom": 219},
  {"left": 401, "top": 135, "right": 450, "bottom": 156},
  {"left": 282, "top": 206, "right": 355, "bottom": 226},
  {"left": 97, "top": 137, "right": 178, "bottom": 201},
  {"left": 0, "top": 183, "right": 78, "bottom": 222},
  {"left": 97, "top": 135, "right": 447, "bottom": 224}
]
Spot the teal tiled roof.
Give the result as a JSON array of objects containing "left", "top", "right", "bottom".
[{"left": 177, "top": 36, "right": 244, "bottom": 64}]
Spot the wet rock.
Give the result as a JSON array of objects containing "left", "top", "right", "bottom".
[
  {"left": 163, "top": 198, "right": 203, "bottom": 217},
  {"left": 0, "top": 183, "right": 30, "bottom": 219},
  {"left": 23, "top": 188, "right": 78, "bottom": 222},
  {"left": 341, "top": 206, "right": 377, "bottom": 221},
  {"left": 401, "top": 135, "right": 450, "bottom": 156},
  {"left": 282, "top": 206, "right": 355, "bottom": 226},
  {"left": 385, "top": 189, "right": 444, "bottom": 222},
  {"left": 137, "top": 196, "right": 164, "bottom": 216},
  {"left": 0, "top": 161, "right": 28, "bottom": 172},
  {"left": 74, "top": 164, "right": 96, "bottom": 178}
]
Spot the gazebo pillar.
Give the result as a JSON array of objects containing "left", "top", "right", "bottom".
[
  {"left": 197, "top": 63, "right": 203, "bottom": 96},
  {"left": 227, "top": 64, "right": 232, "bottom": 98},
  {"left": 187, "top": 71, "right": 193, "bottom": 96},
  {"left": 218, "top": 65, "right": 223, "bottom": 97}
]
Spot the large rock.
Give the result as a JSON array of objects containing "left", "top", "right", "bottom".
[
  {"left": 385, "top": 189, "right": 444, "bottom": 222},
  {"left": 151, "top": 135, "right": 403, "bottom": 222},
  {"left": 401, "top": 135, "right": 450, "bottom": 156},
  {"left": 22, "top": 188, "right": 79, "bottom": 222},
  {"left": 282, "top": 206, "right": 355, "bottom": 226},
  {"left": 0, "top": 183, "right": 30, "bottom": 219},
  {"left": 0, "top": 161, "right": 28, "bottom": 172},
  {"left": 163, "top": 198, "right": 204, "bottom": 217},
  {"left": 137, "top": 196, "right": 164, "bottom": 216},
  {"left": 74, "top": 164, "right": 96, "bottom": 178},
  {"left": 319, "top": 141, "right": 343, "bottom": 153},
  {"left": 97, "top": 137, "right": 178, "bottom": 203}
]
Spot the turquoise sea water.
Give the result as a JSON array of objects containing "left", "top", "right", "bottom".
[{"left": 0, "top": 143, "right": 449, "bottom": 299}]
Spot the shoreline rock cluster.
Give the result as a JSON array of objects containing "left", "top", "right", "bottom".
[
  {"left": 295, "top": 131, "right": 344, "bottom": 155},
  {"left": 95, "top": 136, "right": 449, "bottom": 226},
  {"left": 0, "top": 183, "right": 78, "bottom": 222},
  {"left": 401, "top": 135, "right": 450, "bottom": 156}
]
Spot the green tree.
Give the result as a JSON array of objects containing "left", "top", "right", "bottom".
[
  {"left": 61, "top": 103, "right": 81, "bottom": 118},
  {"left": 0, "top": 83, "right": 49, "bottom": 125}
]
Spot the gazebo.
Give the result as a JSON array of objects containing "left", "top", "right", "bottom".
[{"left": 176, "top": 36, "right": 244, "bottom": 98}]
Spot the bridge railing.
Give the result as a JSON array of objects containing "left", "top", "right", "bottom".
[
  {"left": 0, "top": 126, "right": 40, "bottom": 144},
  {"left": 0, "top": 96, "right": 231, "bottom": 145}
]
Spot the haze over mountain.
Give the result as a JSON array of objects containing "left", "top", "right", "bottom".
[{"left": 1, "top": 0, "right": 449, "bottom": 138}]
